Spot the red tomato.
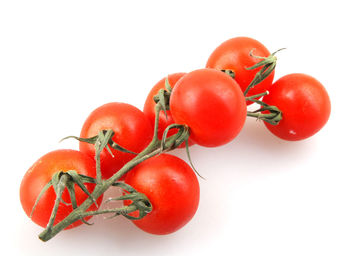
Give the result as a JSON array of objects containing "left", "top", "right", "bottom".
[
  {"left": 169, "top": 68, "right": 247, "bottom": 147},
  {"left": 143, "top": 73, "right": 194, "bottom": 147},
  {"left": 263, "top": 73, "right": 331, "bottom": 141},
  {"left": 80, "top": 102, "right": 153, "bottom": 179},
  {"left": 124, "top": 154, "right": 200, "bottom": 235},
  {"left": 20, "top": 149, "right": 102, "bottom": 229},
  {"left": 206, "top": 37, "right": 274, "bottom": 103}
]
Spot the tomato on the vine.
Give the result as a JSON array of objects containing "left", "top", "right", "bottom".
[
  {"left": 80, "top": 102, "right": 153, "bottom": 179},
  {"left": 144, "top": 73, "right": 185, "bottom": 135},
  {"left": 170, "top": 68, "right": 247, "bottom": 147},
  {"left": 143, "top": 73, "right": 194, "bottom": 147},
  {"left": 206, "top": 37, "right": 274, "bottom": 103},
  {"left": 124, "top": 154, "right": 200, "bottom": 235},
  {"left": 263, "top": 73, "right": 331, "bottom": 141},
  {"left": 20, "top": 149, "right": 103, "bottom": 229}
]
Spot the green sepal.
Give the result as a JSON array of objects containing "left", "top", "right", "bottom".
[
  {"left": 65, "top": 180, "right": 92, "bottom": 225},
  {"left": 161, "top": 123, "right": 182, "bottom": 151},
  {"left": 106, "top": 182, "right": 152, "bottom": 220},
  {"left": 66, "top": 181, "right": 77, "bottom": 209},
  {"left": 46, "top": 174, "right": 70, "bottom": 229},
  {"left": 160, "top": 123, "right": 190, "bottom": 151},
  {"left": 111, "top": 181, "right": 137, "bottom": 193},
  {"left": 152, "top": 77, "right": 174, "bottom": 120},
  {"left": 221, "top": 69, "right": 235, "bottom": 79},
  {"left": 60, "top": 135, "right": 98, "bottom": 145},
  {"left": 120, "top": 194, "right": 152, "bottom": 220},
  {"left": 153, "top": 88, "right": 170, "bottom": 119},
  {"left": 164, "top": 76, "right": 172, "bottom": 93},
  {"left": 247, "top": 96, "right": 283, "bottom": 125},
  {"left": 30, "top": 180, "right": 53, "bottom": 218},
  {"left": 61, "top": 129, "right": 137, "bottom": 155},
  {"left": 244, "top": 48, "right": 285, "bottom": 96},
  {"left": 246, "top": 62, "right": 276, "bottom": 92},
  {"left": 51, "top": 172, "right": 70, "bottom": 205},
  {"left": 113, "top": 193, "right": 141, "bottom": 201},
  {"left": 31, "top": 170, "right": 99, "bottom": 230},
  {"left": 95, "top": 130, "right": 114, "bottom": 156},
  {"left": 66, "top": 170, "right": 97, "bottom": 207},
  {"left": 246, "top": 56, "right": 274, "bottom": 70},
  {"left": 78, "top": 174, "right": 98, "bottom": 184}
]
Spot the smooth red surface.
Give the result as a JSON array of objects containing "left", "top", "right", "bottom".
[
  {"left": 124, "top": 154, "right": 200, "bottom": 235},
  {"left": 80, "top": 102, "right": 153, "bottom": 179},
  {"left": 263, "top": 73, "right": 331, "bottom": 141},
  {"left": 20, "top": 149, "right": 102, "bottom": 229},
  {"left": 170, "top": 69, "right": 247, "bottom": 147},
  {"left": 206, "top": 37, "right": 274, "bottom": 103}
]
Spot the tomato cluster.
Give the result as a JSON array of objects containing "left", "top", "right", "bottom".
[{"left": 19, "top": 36, "right": 330, "bottom": 240}]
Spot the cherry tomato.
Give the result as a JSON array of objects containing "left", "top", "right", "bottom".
[
  {"left": 206, "top": 37, "right": 274, "bottom": 103},
  {"left": 143, "top": 73, "right": 194, "bottom": 147},
  {"left": 20, "top": 149, "right": 103, "bottom": 229},
  {"left": 124, "top": 154, "right": 200, "bottom": 235},
  {"left": 263, "top": 73, "right": 331, "bottom": 141},
  {"left": 80, "top": 102, "right": 153, "bottom": 179},
  {"left": 169, "top": 68, "right": 247, "bottom": 147}
]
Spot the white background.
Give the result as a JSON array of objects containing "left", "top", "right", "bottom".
[{"left": 1, "top": 1, "right": 349, "bottom": 255}]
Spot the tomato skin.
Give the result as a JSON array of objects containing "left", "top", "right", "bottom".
[
  {"left": 124, "top": 154, "right": 200, "bottom": 235},
  {"left": 80, "top": 102, "right": 153, "bottom": 179},
  {"left": 263, "top": 73, "right": 331, "bottom": 141},
  {"left": 20, "top": 149, "right": 102, "bottom": 229},
  {"left": 143, "top": 73, "right": 194, "bottom": 147},
  {"left": 170, "top": 68, "right": 247, "bottom": 147},
  {"left": 206, "top": 37, "right": 274, "bottom": 103}
]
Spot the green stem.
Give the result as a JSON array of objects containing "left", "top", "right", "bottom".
[
  {"left": 243, "top": 48, "right": 285, "bottom": 96},
  {"left": 80, "top": 205, "right": 138, "bottom": 218},
  {"left": 38, "top": 103, "right": 188, "bottom": 242},
  {"left": 245, "top": 91, "right": 268, "bottom": 101},
  {"left": 152, "top": 103, "right": 162, "bottom": 142},
  {"left": 95, "top": 130, "right": 114, "bottom": 184},
  {"left": 39, "top": 137, "right": 167, "bottom": 241},
  {"left": 246, "top": 104, "right": 282, "bottom": 125},
  {"left": 247, "top": 111, "right": 278, "bottom": 119},
  {"left": 45, "top": 174, "right": 70, "bottom": 231}
]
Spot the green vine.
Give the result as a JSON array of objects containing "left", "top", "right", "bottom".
[
  {"left": 243, "top": 48, "right": 285, "bottom": 125},
  {"left": 37, "top": 101, "right": 190, "bottom": 242},
  {"left": 35, "top": 47, "right": 285, "bottom": 242}
]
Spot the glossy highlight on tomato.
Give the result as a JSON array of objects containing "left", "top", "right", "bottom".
[
  {"left": 124, "top": 154, "right": 200, "bottom": 235},
  {"left": 170, "top": 68, "right": 247, "bottom": 147},
  {"left": 20, "top": 149, "right": 103, "bottom": 229},
  {"left": 206, "top": 37, "right": 274, "bottom": 103},
  {"left": 263, "top": 73, "right": 331, "bottom": 141},
  {"left": 80, "top": 102, "right": 153, "bottom": 179}
]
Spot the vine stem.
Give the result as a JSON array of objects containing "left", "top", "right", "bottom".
[
  {"left": 245, "top": 91, "right": 268, "bottom": 101},
  {"left": 243, "top": 49, "right": 285, "bottom": 125},
  {"left": 247, "top": 111, "right": 278, "bottom": 119},
  {"left": 38, "top": 103, "right": 186, "bottom": 242},
  {"left": 80, "top": 205, "right": 138, "bottom": 218}
]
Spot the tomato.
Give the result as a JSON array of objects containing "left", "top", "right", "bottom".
[
  {"left": 80, "top": 102, "right": 153, "bottom": 179},
  {"left": 206, "top": 37, "right": 274, "bottom": 103},
  {"left": 143, "top": 73, "right": 194, "bottom": 147},
  {"left": 124, "top": 154, "right": 200, "bottom": 235},
  {"left": 169, "top": 68, "right": 247, "bottom": 147},
  {"left": 20, "top": 149, "right": 102, "bottom": 229},
  {"left": 263, "top": 73, "right": 331, "bottom": 141}
]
